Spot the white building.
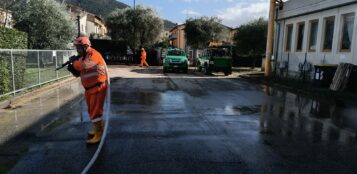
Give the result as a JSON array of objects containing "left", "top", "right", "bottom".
[
  {"left": 86, "top": 13, "right": 107, "bottom": 37},
  {"left": 0, "top": 8, "right": 13, "bottom": 28},
  {"left": 275, "top": 0, "right": 357, "bottom": 78},
  {"left": 67, "top": 5, "right": 107, "bottom": 37},
  {"left": 160, "top": 30, "right": 170, "bottom": 42}
]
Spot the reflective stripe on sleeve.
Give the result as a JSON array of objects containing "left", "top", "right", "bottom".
[
  {"left": 81, "top": 71, "right": 107, "bottom": 79},
  {"left": 82, "top": 59, "right": 97, "bottom": 69}
]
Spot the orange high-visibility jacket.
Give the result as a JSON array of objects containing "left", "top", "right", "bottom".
[
  {"left": 141, "top": 51, "right": 146, "bottom": 60},
  {"left": 73, "top": 48, "right": 107, "bottom": 88}
]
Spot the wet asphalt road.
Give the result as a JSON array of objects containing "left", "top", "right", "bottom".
[{"left": 1, "top": 66, "right": 357, "bottom": 174}]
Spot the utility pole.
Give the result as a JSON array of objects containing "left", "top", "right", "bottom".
[{"left": 264, "top": 0, "right": 277, "bottom": 76}]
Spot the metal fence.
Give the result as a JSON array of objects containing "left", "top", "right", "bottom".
[{"left": 0, "top": 49, "right": 77, "bottom": 98}]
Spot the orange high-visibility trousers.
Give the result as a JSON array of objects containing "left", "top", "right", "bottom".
[
  {"left": 140, "top": 50, "right": 149, "bottom": 67},
  {"left": 140, "top": 58, "right": 149, "bottom": 67},
  {"left": 85, "top": 83, "right": 107, "bottom": 122}
]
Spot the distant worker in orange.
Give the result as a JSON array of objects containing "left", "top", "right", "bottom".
[
  {"left": 140, "top": 48, "right": 149, "bottom": 68},
  {"left": 67, "top": 36, "right": 108, "bottom": 144}
]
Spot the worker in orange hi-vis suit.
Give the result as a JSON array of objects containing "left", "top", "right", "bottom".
[
  {"left": 140, "top": 48, "right": 149, "bottom": 68},
  {"left": 67, "top": 36, "right": 108, "bottom": 144}
]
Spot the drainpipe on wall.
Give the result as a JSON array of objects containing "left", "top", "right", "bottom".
[
  {"left": 264, "top": 0, "right": 277, "bottom": 76},
  {"left": 274, "top": 21, "right": 281, "bottom": 76},
  {"left": 273, "top": 2, "right": 281, "bottom": 76}
]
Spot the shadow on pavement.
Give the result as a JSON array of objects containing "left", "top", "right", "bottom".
[
  {"left": 130, "top": 68, "right": 163, "bottom": 75},
  {"left": 0, "top": 82, "right": 96, "bottom": 174}
]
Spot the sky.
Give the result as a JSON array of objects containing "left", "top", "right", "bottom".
[{"left": 117, "top": 0, "right": 270, "bottom": 28}]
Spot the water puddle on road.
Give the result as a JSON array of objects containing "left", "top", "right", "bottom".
[
  {"left": 111, "top": 91, "right": 160, "bottom": 106},
  {"left": 233, "top": 105, "right": 261, "bottom": 115},
  {"left": 111, "top": 90, "right": 188, "bottom": 113},
  {"left": 260, "top": 85, "right": 357, "bottom": 144},
  {"left": 223, "top": 105, "right": 261, "bottom": 116}
]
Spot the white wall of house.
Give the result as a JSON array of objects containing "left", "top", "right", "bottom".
[
  {"left": 278, "top": 0, "right": 357, "bottom": 20},
  {"left": 160, "top": 30, "right": 170, "bottom": 41},
  {"left": 0, "top": 9, "right": 13, "bottom": 28},
  {"left": 86, "top": 21, "right": 97, "bottom": 34},
  {"left": 79, "top": 15, "right": 87, "bottom": 34},
  {"left": 275, "top": 2, "right": 357, "bottom": 77}
]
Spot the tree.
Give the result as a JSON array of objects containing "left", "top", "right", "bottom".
[
  {"left": 12, "top": 0, "right": 75, "bottom": 49},
  {"left": 0, "top": 0, "right": 24, "bottom": 27},
  {"left": 107, "top": 5, "right": 164, "bottom": 51},
  {"left": 185, "top": 17, "right": 224, "bottom": 49},
  {"left": 154, "top": 38, "right": 170, "bottom": 48},
  {"left": 234, "top": 18, "right": 268, "bottom": 57}
]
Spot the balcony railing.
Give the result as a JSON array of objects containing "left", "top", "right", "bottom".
[{"left": 169, "top": 33, "right": 178, "bottom": 40}]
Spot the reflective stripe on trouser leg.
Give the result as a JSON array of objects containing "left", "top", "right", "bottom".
[{"left": 85, "top": 84, "right": 107, "bottom": 123}]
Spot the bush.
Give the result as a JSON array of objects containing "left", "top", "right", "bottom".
[
  {"left": 233, "top": 18, "right": 267, "bottom": 58},
  {"left": 0, "top": 27, "right": 27, "bottom": 49},
  {"left": 0, "top": 27, "right": 27, "bottom": 95},
  {"left": 0, "top": 60, "right": 10, "bottom": 94},
  {"left": 233, "top": 55, "right": 263, "bottom": 68}
]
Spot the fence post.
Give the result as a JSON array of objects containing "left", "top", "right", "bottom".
[
  {"left": 286, "top": 52, "right": 290, "bottom": 78},
  {"left": 10, "top": 50, "right": 16, "bottom": 96},
  {"left": 68, "top": 51, "right": 72, "bottom": 76},
  {"left": 37, "top": 51, "right": 41, "bottom": 85},
  {"left": 55, "top": 51, "right": 58, "bottom": 79}
]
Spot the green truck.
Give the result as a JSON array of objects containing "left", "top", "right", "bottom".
[
  {"left": 163, "top": 48, "right": 189, "bottom": 73},
  {"left": 196, "top": 46, "right": 232, "bottom": 76}
]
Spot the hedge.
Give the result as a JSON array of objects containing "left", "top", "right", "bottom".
[
  {"left": 90, "top": 39, "right": 127, "bottom": 56},
  {"left": 232, "top": 55, "right": 263, "bottom": 68},
  {"left": 0, "top": 27, "right": 28, "bottom": 95},
  {"left": 0, "top": 27, "right": 27, "bottom": 49}
]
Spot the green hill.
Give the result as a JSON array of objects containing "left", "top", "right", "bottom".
[
  {"left": 164, "top": 20, "right": 176, "bottom": 30},
  {"left": 63, "top": 0, "right": 176, "bottom": 29},
  {"left": 65, "top": 0, "right": 129, "bottom": 18}
]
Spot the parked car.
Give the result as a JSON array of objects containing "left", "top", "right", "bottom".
[
  {"left": 196, "top": 46, "right": 232, "bottom": 76},
  {"left": 163, "top": 48, "right": 189, "bottom": 73}
]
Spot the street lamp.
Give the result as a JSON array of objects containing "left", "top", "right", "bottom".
[
  {"left": 77, "top": 0, "right": 81, "bottom": 37},
  {"left": 77, "top": 15, "right": 80, "bottom": 37},
  {"left": 133, "top": 0, "right": 136, "bottom": 57}
]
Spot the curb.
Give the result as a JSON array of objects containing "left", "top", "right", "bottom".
[{"left": 0, "top": 77, "right": 77, "bottom": 109}]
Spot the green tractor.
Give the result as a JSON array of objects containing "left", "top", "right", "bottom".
[{"left": 196, "top": 43, "right": 232, "bottom": 76}]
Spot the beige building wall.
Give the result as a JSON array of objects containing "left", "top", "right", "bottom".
[{"left": 170, "top": 25, "right": 186, "bottom": 49}]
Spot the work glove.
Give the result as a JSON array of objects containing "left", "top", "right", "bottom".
[{"left": 67, "top": 63, "right": 80, "bottom": 77}]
